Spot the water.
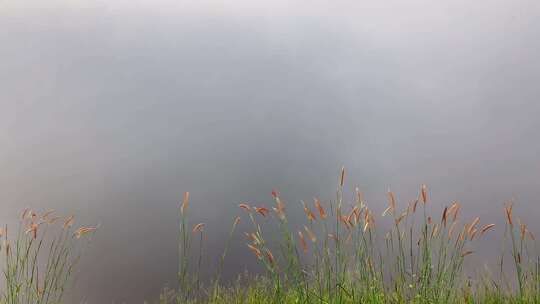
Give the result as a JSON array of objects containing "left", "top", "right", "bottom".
[{"left": 1, "top": 0, "right": 540, "bottom": 302}]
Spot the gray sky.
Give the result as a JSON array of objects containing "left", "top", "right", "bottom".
[{"left": 1, "top": 0, "right": 540, "bottom": 302}]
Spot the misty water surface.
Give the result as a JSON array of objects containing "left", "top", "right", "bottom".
[{"left": 1, "top": 0, "right": 540, "bottom": 302}]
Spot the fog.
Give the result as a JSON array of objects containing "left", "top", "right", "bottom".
[{"left": 1, "top": 0, "right": 540, "bottom": 302}]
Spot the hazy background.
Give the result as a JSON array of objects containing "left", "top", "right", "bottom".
[{"left": 1, "top": 0, "right": 540, "bottom": 302}]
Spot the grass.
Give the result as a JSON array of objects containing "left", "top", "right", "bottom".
[
  {"left": 1, "top": 167, "right": 539, "bottom": 303},
  {"left": 0, "top": 209, "right": 97, "bottom": 304},
  {"left": 159, "top": 167, "right": 540, "bottom": 304}
]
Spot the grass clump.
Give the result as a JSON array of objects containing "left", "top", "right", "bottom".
[
  {"left": 0, "top": 209, "right": 96, "bottom": 304},
  {"left": 161, "top": 167, "right": 540, "bottom": 304}
]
